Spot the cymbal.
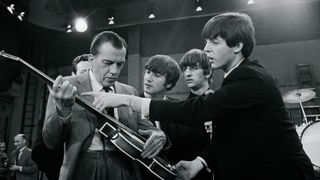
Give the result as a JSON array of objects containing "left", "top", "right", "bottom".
[{"left": 283, "top": 88, "right": 316, "bottom": 103}]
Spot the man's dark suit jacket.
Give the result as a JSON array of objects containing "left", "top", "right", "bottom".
[
  {"left": 139, "top": 93, "right": 211, "bottom": 180},
  {"left": 149, "top": 59, "right": 315, "bottom": 180},
  {"left": 32, "top": 133, "right": 63, "bottom": 180},
  {"left": 9, "top": 147, "right": 38, "bottom": 180}
]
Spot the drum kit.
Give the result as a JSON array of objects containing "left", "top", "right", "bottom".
[{"left": 283, "top": 88, "right": 320, "bottom": 169}]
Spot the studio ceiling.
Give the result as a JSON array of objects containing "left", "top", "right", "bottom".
[{"left": 20, "top": 0, "right": 318, "bottom": 32}]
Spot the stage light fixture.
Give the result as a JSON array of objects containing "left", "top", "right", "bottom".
[
  {"left": 66, "top": 24, "right": 73, "bottom": 33},
  {"left": 74, "top": 17, "right": 88, "bottom": 32},
  {"left": 106, "top": 9, "right": 115, "bottom": 25},
  {"left": 195, "top": 0, "right": 203, "bottom": 12},
  {"left": 147, "top": 0, "right": 156, "bottom": 19},
  {"left": 108, "top": 16, "right": 115, "bottom": 25},
  {"left": 148, "top": 13, "right": 155, "bottom": 19},
  {"left": 17, "top": 11, "right": 24, "bottom": 21},
  {"left": 7, "top": 4, "right": 15, "bottom": 14},
  {"left": 248, "top": 0, "right": 255, "bottom": 5}
]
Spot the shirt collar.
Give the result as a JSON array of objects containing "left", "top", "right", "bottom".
[
  {"left": 89, "top": 69, "right": 114, "bottom": 92},
  {"left": 19, "top": 146, "right": 26, "bottom": 153},
  {"left": 224, "top": 58, "right": 245, "bottom": 78}
]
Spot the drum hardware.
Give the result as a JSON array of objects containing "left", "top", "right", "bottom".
[
  {"left": 283, "top": 88, "right": 316, "bottom": 124},
  {"left": 301, "top": 121, "right": 320, "bottom": 168}
]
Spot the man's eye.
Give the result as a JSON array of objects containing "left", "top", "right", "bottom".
[{"left": 104, "top": 62, "right": 112, "bottom": 66}]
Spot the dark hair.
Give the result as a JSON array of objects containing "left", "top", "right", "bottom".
[
  {"left": 202, "top": 12, "right": 255, "bottom": 58},
  {"left": 90, "top": 31, "right": 127, "bottom": 56},
  {"left": 179, "top": 49, "right": 212, "bottom": 77},
  {"left": 145, "top": 55, "right": 180, "bottom": 91},
  {"left": 72, "top": 54, "right": 89, "bottom": 73}
]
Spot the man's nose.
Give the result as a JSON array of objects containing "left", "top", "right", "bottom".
[
  {"left": 183, "top": 68, "right": 192, "bottom": 76},
  {"left": 109, "top": 63, "right": 118, "bottom": 74},
  {"left": 204, "top": 42, "right": 210, "bottom": 54},
  {"left": 145, "top": 73, "right": 153, "bottom": 82}
]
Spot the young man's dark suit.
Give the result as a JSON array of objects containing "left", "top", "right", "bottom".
[
  {"left": 149, "top": 59, "right": 315, "bottom": 180},
  {"left": 9, "top": 147, "right": 38, "bottom": 180},
  {"left": 139, "top": 93, "right": 211, "bottom": 180}
]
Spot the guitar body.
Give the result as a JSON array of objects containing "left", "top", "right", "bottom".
[{"left": 99, "top": 122, "right": 177, "bottom": 180}]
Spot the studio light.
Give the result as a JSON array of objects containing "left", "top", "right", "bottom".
[
  {"left": 66, "top": 24, "right": 72, "bottom": 33},
  {"left": 7, "top": 4, "right": 15, "bottom": 14},
  {"left": 148, "top": 13, "right": 155, "bottom": 19},
  {"left": 108, "top": 16, "right": 115, "bottom": 25},
  {"left": 248, "top": 0, "right": 255, "bottom": 5},
  {"left": 195, "top": 0, "right": 203, "bottom": 12},
  {"left": 106, "top": 9, "right": 115, "bottom": 25},
  {"left": 147, "top": 0, "right": 156, "bottom": 19},
  {"left": 17, "top": 11, "right": 24, "bottom": 21},
  {"left": 74, "top": 17, "right": 88, "bottom": 32}
]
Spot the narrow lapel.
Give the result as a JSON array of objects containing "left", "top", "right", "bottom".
[
  {"left": 75, "top": 72, "right": 97, "bottom": 129},
  {"left": 222, "top": 58, "right": 249, "bottom": 87},
  {"left": 76, "top": 72, "right": 93, "bottom": 103}
]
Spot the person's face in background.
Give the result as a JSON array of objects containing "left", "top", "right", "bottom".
[
  {"left": 182, "top": 65, "right": 209, "bottom": 91},
  {"left": 75, "top": 61, "right": 91, "bottom": 75},
  {"left": 143, "top": 70, "right": 168, "bottom": 96},
  {"left": 0, "top": 142, "right": 6, "bottom": 152},
  {"left": 204, "top": 36, "right": 236, "bottom": 73},
  {"left": 13, "top": 136, "right": 26, "bottom": 150},
  {"left": 90, "top": 42, "right": 126, "bottom": 87}
]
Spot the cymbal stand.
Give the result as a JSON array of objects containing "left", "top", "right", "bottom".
[{"left": 298, "top": 100, "right": 308, "bottom": 124}]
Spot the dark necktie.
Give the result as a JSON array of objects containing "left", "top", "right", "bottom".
[
  {"left": 15, "top": 151, "right": 20, "bottom": 164},
  {"left": 103, "top": 87, "right": 115, "bottom": 118}
]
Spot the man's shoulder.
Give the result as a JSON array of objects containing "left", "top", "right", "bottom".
[
  {"left": 61, "top": 74, "right": 78, "bottom": 83},
  {"left": 165, "top": 96, "right": 179, "bottom": 102},
  {"left": 115, "top": 81, "right": 137, "bottom": 94}
]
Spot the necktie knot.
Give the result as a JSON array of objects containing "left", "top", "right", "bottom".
[
  {"left": 103, "top": 86, "right": 112, "bottom": 93},
  {"left": 102, "top": 87, "right": 114, "bottom": 118}
]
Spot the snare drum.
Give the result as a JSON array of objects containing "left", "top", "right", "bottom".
[{"left": 301, "top": 121, "right": 320, "bottom": 167}]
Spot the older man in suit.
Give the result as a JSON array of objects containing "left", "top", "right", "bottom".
[
  {"left": 9, "top": 134, "right": 38, "bottom": 180},
  {"left": 43, "top": 31, "right": 167, "bottom": 180}
]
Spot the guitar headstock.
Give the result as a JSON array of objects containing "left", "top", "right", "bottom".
[{"left": 0, "top": 50, "right": 21, "bottom": 61}]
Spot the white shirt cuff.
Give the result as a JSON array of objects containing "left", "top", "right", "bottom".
[
  {"left": 196, "top": 156, "right": 211, "bottom": 173},
  {"left": 19, "top": 166, "right": 22, "bottom": 172},
  {"left": 140, "top": 98, "right": 151, "bottom": 120}
]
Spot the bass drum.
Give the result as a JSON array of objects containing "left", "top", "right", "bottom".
[{"left": 301, "top": 121, "right": 320, "bottom": 168}]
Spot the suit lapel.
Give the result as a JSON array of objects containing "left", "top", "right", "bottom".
[
  {"left": 17, "top": 148, "right": 26, "bottom": 164},
  {"left": 222, "top": 58, "right": 250, "bottom": 87},
  {"left": 114, "top": 82, "right": 132, "bottom": 129},
  {"left": 76, "top": 72, "right": 94, "bottom": 103},
  {"left": 75, "top": 72, "right": 97, "bottom": 128}
]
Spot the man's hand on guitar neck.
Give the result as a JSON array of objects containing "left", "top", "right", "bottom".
[
  {"left": 49, "top": 75, "right": 77, "bottom": 117},
  {"left": 139, "top": 129, "right": 167, "bottom": 159}
]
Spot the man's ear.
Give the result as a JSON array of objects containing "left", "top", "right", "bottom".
[
  {"left": 88, "top": 54, "right": 94, "bottom": 62},
  {"left": 165, "top": 83, "right": 172, "bottom": 90},
  {"left": 205, "top": 69, "right": 213, "bottom": 79},
  {"left": 234, "top": 42, "right": 243, "bottom": 54}
]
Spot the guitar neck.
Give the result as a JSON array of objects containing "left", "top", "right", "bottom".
[
  {"left": 0, "top": 50, "right": 146, "bottom": 141},
  {"left": 1, "top": 50, "right": 54, "bottom": 86}
]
